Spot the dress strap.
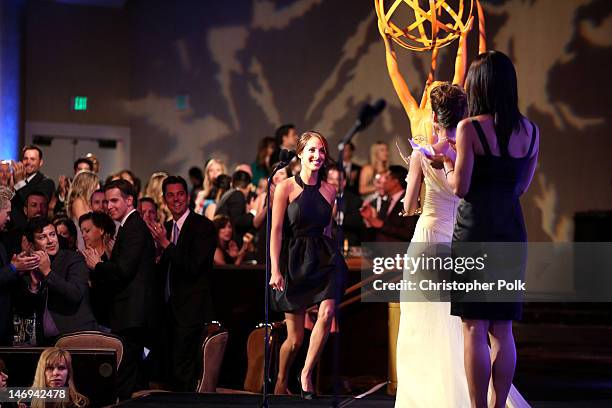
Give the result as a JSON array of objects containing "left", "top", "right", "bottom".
[
  {"left": 295, "top": 174, "right": 304, "bottom": 188},
  {"left": 295, "top": 173, "right": 320, "bottom": 189},
  {"left": 472, "top": 120, "right": 492, "bottom": 156},
  {"left": 526, "top": 121, "right": 537, "bottom": 158}
]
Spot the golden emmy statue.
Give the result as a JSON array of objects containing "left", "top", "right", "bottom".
[
  {"left": 375, "top": 0, "right": 474, "bottom": 51},
  {"left": 376, "top": 0, "right": 486, "bottom": 145},
  {"left": 376, "top": 0, "right": 486, "bottom": 395}
]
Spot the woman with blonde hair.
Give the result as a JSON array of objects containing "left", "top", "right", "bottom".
[
  {"left": 194, "top": 158, "right": 226, "bottom": 215},
  {"left": 143, "top": 171, "right": 171, "bottom": 224},
  {"left": 66, "top": 171, "right": 99, "bottom": 251},
  {"left": 29, "top": 347, "right": 88, "bottom": 407},
  {"left": 203, "top": 174, "right": 231, "bottom": 220},
  {"left": 358, "top": 141, "right": 389, "bottom": 198}
]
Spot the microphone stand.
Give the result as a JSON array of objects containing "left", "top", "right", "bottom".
[
  {"left": 330, "top": 128, "right": 356, "bottom": 407},
  {"left": 262, "top": 160, "right": 289, "bottom": 408}
]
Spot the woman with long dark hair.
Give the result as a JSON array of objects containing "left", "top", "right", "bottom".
[
  {"left": 269, "top": 131, "right": 347, "bottom": 398},
  {"left": 443, "top": 51, "right": 539, "bottom": 408},
  {"left": 251, "top": 137, "right": 277, "bottom": 187},
  {"left": 80, "top": 211, "right": 116, "bottom": 330}
]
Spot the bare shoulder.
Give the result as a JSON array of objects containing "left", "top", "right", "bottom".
[
  {"left": 361, "top": 164, "right": 374, "bottom": 173},
  {"left": 320, "top": 180, "right": 336, "bottom": 194},
  {"left": 277, "top": 177, "right": 296, "bottom": 192},
  {"left": 520, "top": 116, "right": 540, "bottom": 155},
  {"left": 273, "top": 177, "right": 295, "bottom": 200},
  {"left": 457, "top": 117, "right": 477, "bottom": 139},
  {"left": 520, "top": 116, "right": 540, "bottom": 135}
]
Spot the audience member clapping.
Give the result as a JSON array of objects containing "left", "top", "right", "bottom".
[
  {"left": 143, "top": 172, "right": 171, "bottom": 223},
  {"left": 87, "top": 179, "right": 155, "bottom": 399},
  {"left": 113, "top": 170, "right": 141, "bottom": 197},
  {"left": 80, "top": 212, "right": 115, "bottom": 263},
  {"left": 187, "top": 166, "right": 204, "bottom": 210},
  {"left": 89, "top": 189, "right": 107, "bottom": 213},
  {"left": 66, "top": 171, "right": 99, "bottom": 251},
  {"left": 359, "top": 141, "right": 389, "bottom": 197},
  {"left": 79, "top": 211, "right": 115, "bottom": 330},
  {"left": 203, "top": 174, "right": 231, "bottom": 220},
  {"left": 138, "top": 197, "right": 159, "bottom": 224},
  {"left": 73, "top": 158, "right": 93, "bottom": 175},
  {"left": 251, "top": 137, "right": 276, "bottom": 187},
  {"left": 23, "top": 192, "right": 49, "bottom": 224},
  {"left": 23, "top": 217, "right": 97, "bottom": 344},
  {"left": 0, "top": 161, "right": 13, "bottom": 190},
  {"left": 214, "top": 170, "right": 257, "bottom": 246},
  {"left": 194, "top": 158, "right": 226, "bottom": 215},
  {"left": 66, "top": 172, "right": 99, "bottom": 221},
  {"left": 325, "top": 167, "right": 365, "bottom": 246},
  {"left": 54, "top": 158, "right": 94, "bottom": 218},
  {"left": 53, "top": 218, "right": 78, "bottom": 252},
  {"left": 84, "top": 153, "right": 99, "bottom": 174},
  {"left": 213, "top": 215, "right": 251, "bottom": 266},
  {"left": 12, "top": 146, "right": 55, "bottom": 204},
  {"left": 1, "top": 186, "right": 42, "bottom": 346}
]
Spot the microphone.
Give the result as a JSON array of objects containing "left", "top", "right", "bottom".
[
  {"left": 278, "top": 149, "right": 296, "bottom": 164},
  {"left": 357, "top": 99, "right": 386, "bottom": 131},
  {"left": 271, "top": 149, "right": 296, "bottom": 174},
  {"left": 339, "top": 99, "right": 387, "bottom": 149},
  {"left": 370, "top": 98, "right": 386, "bottom": 116}
]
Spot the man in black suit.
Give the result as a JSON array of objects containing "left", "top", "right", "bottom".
[
  {"left": 215, "top": 170, "right": 256, "bottom": 246},
  {"left": 361, "top": 165, "right": 419, "bottom": 242},
  {"left": 270, "top": 123, "right": 298, "bottom": 165},
  {"left": 0, "top": 187, "right": 39, "bottom": 345},
  {"left": 146, "top": 176, "right": 216, "bottom": 391},
  {"left": 343, "top": 142, "right": 362, "bottom": 195},
  {"left": 22, "top": 217, "right": 97, "bottom": 344},
  {"left": 0, "top": 191, "right": 50, "bottom": 258},
  {"left": 11, "top": 146, "right": 55, "bottom": 209},
  {"left": 86, "top": 179, "right": 155, "bottom": 399},
  {"left": 325, "top": 167, "right": 365, "bottom": 247}
]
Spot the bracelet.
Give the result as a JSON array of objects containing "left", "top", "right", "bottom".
[{"left": 445, "top": 169, "right": 454, "bottom": 177}]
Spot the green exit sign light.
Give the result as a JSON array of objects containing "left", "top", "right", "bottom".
[{"left": 72, "top": 96, "right": 88, "bottom": 111}]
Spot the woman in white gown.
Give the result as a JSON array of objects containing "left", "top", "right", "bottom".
[{"left": 394, "top": 83, "right": 529, "bottom": 408}]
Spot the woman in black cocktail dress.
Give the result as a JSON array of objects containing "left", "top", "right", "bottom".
[
  {"left": 441, "top": 51, "right": 539, "bottom": 408},
  {"left": 269, "top": 131, "right": 347, "bottom": 398}
]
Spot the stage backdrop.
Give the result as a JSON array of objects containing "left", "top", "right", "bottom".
[{"left": 23, "top": 0, "right": 612, "bottom": 241}]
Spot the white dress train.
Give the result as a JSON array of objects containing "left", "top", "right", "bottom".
[{"left": 394, "top": 148, "right": 530, "bottom": 408}]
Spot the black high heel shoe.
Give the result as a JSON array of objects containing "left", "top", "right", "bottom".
[{"left": 297, "top": 374, "right": 314, "bottom": 400}]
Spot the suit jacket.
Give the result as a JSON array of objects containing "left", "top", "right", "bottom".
[
  {"left": 376, "top": 198, "right": 420, "bottom": 242},
  {"left": 92, "top": 211, "right": 156, "bottom": 332},
  {"left": 0, "top": 242, "right": 18, "bottom": 345},
  {"left": 338, "top": 190, "right": 365, "bottom": 246},
  {"left": 10, "top": 172, "right": 54, "bottom": 227},
  {"left": 159, "top": 211, "right": 216, "bottom": 327},
  {"left": 345, "top": 162, "right": 362, "bottom": 195},
  {"left": 42, "top": 250, "right": 97, "bottom": 335},
  {"left": 14, "top": 172, "right": 55, "bottom": 203},
  {"left": 215, "top": 189, "right": 254, "bottom": 245}
]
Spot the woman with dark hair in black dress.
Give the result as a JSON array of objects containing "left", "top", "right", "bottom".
[
  {"left": 269, "top": 131, "right": 347, "bottom": 398},
  {"left": 441, "top": 51, "right": 539, "bottom": 408}
]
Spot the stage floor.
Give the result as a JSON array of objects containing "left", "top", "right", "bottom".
[{"left": 113, "top": 392, "right": 612, "bottom": 408}]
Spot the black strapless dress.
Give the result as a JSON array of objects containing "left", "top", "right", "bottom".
[
  {"left": 272, "top": 174, "right": 347, "bottom": 312},
  {"left": 451, "top": 120, "right": 536, "bottom": 321}
]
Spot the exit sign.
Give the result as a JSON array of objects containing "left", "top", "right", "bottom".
[{"left": 72, "top": 96, "right": 88, "bottom": 111}]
